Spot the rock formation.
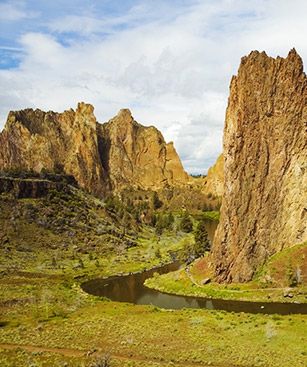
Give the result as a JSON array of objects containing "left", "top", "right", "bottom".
[
  {"left": 0, "top": 102, "right": 107, "bottom": 196},
  {"left": 201, "top": 154, "right": 224, "bottom": 197},
  {"left": 0, "top": 103, "right": 189, "bottom": 195},
  {"left": 0, "top": 176, "right": 72, "bottom": 199},
  {"left": 212, "top": 49, "right": 307, "bottom": 282},
  {"left": 98, "top": 109, "right": 189, "bottom": 191}
]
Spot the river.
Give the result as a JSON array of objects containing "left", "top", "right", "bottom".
[{"left": 81, "top": 219, "right": 307, "bottom": 315}]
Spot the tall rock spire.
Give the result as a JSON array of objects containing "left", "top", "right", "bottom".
[{"left": 212, "top": 49, "right": 307, "bottom": 282}]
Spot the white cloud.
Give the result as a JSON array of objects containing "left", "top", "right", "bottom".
[
  {"left": 0, "top": 0, "right": 307, "bottom": 173},
  {"left": 0, "top": 1, "right": 38, "bottom": 21}
]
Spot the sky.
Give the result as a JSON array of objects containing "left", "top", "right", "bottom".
[{"left": 0, "top": 0, "right": 306, "bottom": 174}]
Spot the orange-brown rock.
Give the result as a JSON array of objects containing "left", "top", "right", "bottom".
[
  {"left": 201, "top": 154, "right": 224, "bottom": 197},
  {"left": 0, "top": 102, "right": 107, "bottom": 196},
  {"left": 98, "top": 109, "right": 189, "bottom": 191},
  {"left": 0, "top": 104, "right": 189, "bottom": 195},
  {"left": 212, "top": 49, "right": 307, "bottom": 282}
]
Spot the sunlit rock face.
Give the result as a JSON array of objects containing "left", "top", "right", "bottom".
[
  {"left": 0, "top": 103, "right": 189, "bottom": 195},
  {"left": 201, "top": 154, "right": 224, "bottom": 198},
  {"left": 0, "top": 102, "right": 107, "bottom": 196},
  {"left": 212, "top": 49, "right": 307, "bottom": 283},
  {"left": 98, "top": 108, "right": 189, "bottom": 192}
]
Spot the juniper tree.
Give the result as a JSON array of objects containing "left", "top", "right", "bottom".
[{"left": 194, "top": 218, "right": 210, "bottom": 256}]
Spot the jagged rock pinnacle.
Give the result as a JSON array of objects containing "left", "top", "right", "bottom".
[
  {"left": 0, "top": 104, "right": 189, "bottom": 195},
  {"left": 212, "top": 49, "right": 307, "bottom": 283},
  {"left": 115, "top": 108, "right": 133, "bottom": 123}
]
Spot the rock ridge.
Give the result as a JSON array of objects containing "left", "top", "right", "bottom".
[
  {"left": 0, "top": 103, "right": 189, "bottom": 195},
  {"left": 0, "top": 102, "right": 106, "bottom": 196},
  {"left": 98, "top": 109, "right": 189, "bottom": 191}
]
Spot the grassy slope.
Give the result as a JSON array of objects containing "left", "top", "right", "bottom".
[
  {"left": 0, "top": 191, "right": 306, "bottom": 366},
  {"left": 1, "top": 239, "right": 306, "bottom": 367},
  {"left": 0, "top": 277, "right": 306, "bottom": 367},
  {"left": 145, "top": 243, "right": 307, "bottom": 303}
]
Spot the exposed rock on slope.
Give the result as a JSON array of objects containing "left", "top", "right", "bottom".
[
  {"left": 212, "top": 49, "right": 307, "bottom": 282},
  {"left": 201, "top": 154, "right": 224, "bottom": 197},
  {"left": 0, "top": 176, "right": 71, "bottom": 199},
  {"left": 0, "top": 102, "right": 107, "bottom": 196},
  {"left": 0, "top": 104, "right": 189, "bottom": 195},
  {"left": 98, "top": 109, "right": 188, "bottom": 191}
]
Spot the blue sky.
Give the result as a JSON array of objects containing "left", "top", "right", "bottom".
[{"left": 1, "top": 0, "right": 307, "bottom": 173}]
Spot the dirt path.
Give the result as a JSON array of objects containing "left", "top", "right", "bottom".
[{"left": 0, "top": 342, "right": 231, "bottom": 367}]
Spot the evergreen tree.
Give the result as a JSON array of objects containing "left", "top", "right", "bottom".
[
  {"left": 178, "top": 238, "right": 195, "bottom": 264},
  {"left": 194, "top": 218, "right": 210, "bottom": 256},
  {"left": 180, "top": 212, "right": 193, "bottom": 233},
  {"left": 166, "top": 212, "right": 174, "bottom": 229},
  {"left": 155, "top": 220, "right": 164, "bottom": 236},
  {"left": 153, "top": 191, "right": 163, "bottom": 209}
]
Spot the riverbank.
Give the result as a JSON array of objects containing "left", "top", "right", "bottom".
[
  {"left": 1, "top": 226, "right": 306, "bottom": 366},
  {"left": 145, "top": 242, "right": 307, "bottom": 304},
  {"left": 1, "top": 292, "right": 306, "bottom": 367},
  {"left": 145, "top": 267, "right": 307, "bottom": 304},
  {"left": 1, "top": 243, "right": 307, "bottom": 367}
]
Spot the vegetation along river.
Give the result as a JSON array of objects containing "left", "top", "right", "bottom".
[{"left": 82, "top": 219, "right": 307, "bottom": 315}]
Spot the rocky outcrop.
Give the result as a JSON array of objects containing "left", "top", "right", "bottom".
[
  {"left": 212, "top": 49, "right": 307, "bottom": 282},
  {"left": 0, "top": 102, "right": 107, "bottom": 196},
  {"left": 0, "top": 104, "right": 188, "bottom": 196},
  {"left": 98, "top": 109, "right": 189, "bottom": 191},
  {"left": 201, "top": 154, "right": 224, "bottom": 197},
  {"left": 0, "top": 176, "right": 72, "bottom": 198}
]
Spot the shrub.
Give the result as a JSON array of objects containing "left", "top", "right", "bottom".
[
  {"left": 180, "top": 212, "right": 193, "bottom": 233},
  {"left": 286, "top": 264, "right": 301, "bottom": 287},
  {"left": 194, "top": 218, "right": 210, "bottom": 256},
  {"left": 153, "top": 191, "right": 163, "bottom": 209},
  {"left": 91, "top": 354, "right": 111, "bottom": 367},
  {"left": 155, "top": 248, "right": 162, "bottom": 259}
]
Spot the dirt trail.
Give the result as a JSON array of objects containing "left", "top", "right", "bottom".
[{"left": 0, "top": 342, "right": 231, "bottom": 367}]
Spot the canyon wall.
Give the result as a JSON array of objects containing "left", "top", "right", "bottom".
[
  {"left": 212, "top": 49, "right": 307, "bottom": 282},
  {"left": 0, "top": 104, "right": 189, "bottom": 195},
  {"left": 201, "top": 154, "right": 224, "bottom": 197},
  {"left": 0, "top": 102, "right": 107, "bottom": 196},
  {"left": 98, "top": 109, "right": 189, "bottom": 192}
]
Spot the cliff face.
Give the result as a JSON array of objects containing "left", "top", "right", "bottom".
[
  {"left": 0, "top": 176, "right": 72, "bottom": 199},
  {"left": 201, "top": 154, "right": 224, "bottom": 197},
  {"left": 212, "top": 49, "right": 307, "bottom": 283},
  {"left": 0, "top": 104, "right": 188, "bottom": 195},
  {"left": 99, "top": 109, "right": 189, "bottom": 191},
  {"left": 0, "top": 102, "right": 107, "bottom": 196}
]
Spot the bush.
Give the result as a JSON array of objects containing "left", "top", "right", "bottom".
[
  {"left": 155, "top": 248, "right": 162, "bottom": 259},
  {"left": 180, "top": 212, "right": 193, "bottom": 233},
  {"left": 153, "top": 212, "right": 175, "bottom": 233},
  {"left": 194, "top": 218, "right": 210, "bottom": 256},
  {"left": 91, "top": 354, "right": 111, "bottom": 367},
  {"left": 153, "top": 191, "right": 163, "bottom": 209},
  {"left": 286, "top": 264, "right": 301, "bottom": 287}
]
